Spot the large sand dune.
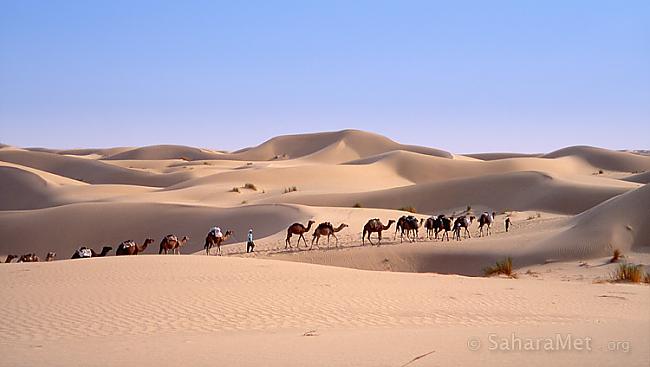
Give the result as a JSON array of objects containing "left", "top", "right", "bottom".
[{"left": 1, "top": 130, "right": 649, "bottom": 366}]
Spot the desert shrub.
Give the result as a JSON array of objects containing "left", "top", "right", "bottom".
[
  {"left": 466, "top": 205, "right": 472, "bottom": 212},
  {"left": 244, "top": 183, "right": 258, "bottom": 191},
  {"left": 241, "top": 200, "right": 248, "bottom": 204},
  {"left": 610, "top": 249, "right": 623, "bottom": 263},
  {"left": 353, "top": 202, "right": 362, "bottom": 208},
  {"left": 229, "top": 187, "right": 240, "bottom": 193},
  {"left": 399, "top": 206, "right": 417, "bottom": 214},
  {"left": 483, "top": 257, "right": 515, "bottom": 277},
  {"left": 179, "top": 156, "right": 191, "bottom": 161},
  {"left": 612, "top": 263, "right": 644, "bottom": 283},
  {"left": 283, "top": 186, "right": 298, "bottom": 194},
  {"left": 598, "top": 169, "right": 604, "bottom": 174}
]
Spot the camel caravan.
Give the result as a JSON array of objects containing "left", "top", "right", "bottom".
[{"left": 3, "top": 210, "right": 509, "bottom": 262}]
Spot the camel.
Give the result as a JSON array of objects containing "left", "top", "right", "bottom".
[
  {"left": 438, "top": 215, "right": 454, "bottom": 241},
  {"left": 17, "top": 253, "right": 39, "bottom": 262},
  {"left": 159, "top": 235, "right": 189, "bottom": 254},
  {"left": 310, "top": 222, "right": 349, "bottom": 249},
  {"left": 4, "top": 255, "right": 18, "bottom": 263},
  {"left": 399, "top": 216, "right": 423, "bottom": 243},
  {"left": 285, "top": 220, "right": 315, "bottom": 248},
  {"left": 204, "top": 230, "right": 233, "bottom": 256},
  {"left": 45, "top": 252, "right": 56, "bottom": 262},
  {"left": 71, "top": 246, "right": 113, "bottom": 259},
  {"left": 424, "top": 217, "right": 436, "bottom": 239},
  {"left": 478, "top": 212, "right": 496, "bottom": 237},
  {"left": 362, "top": 219, "right": 396, "bottom": 245},
  {"left": 453, "top": 216, "right": 475, "bottom": 241},
  {"left": 116, "top": 238, "right": 154, "bottom": 256}
]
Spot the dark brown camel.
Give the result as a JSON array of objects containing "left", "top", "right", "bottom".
[
  {"left": 424, "top": 217, "right": 436, "bottom": 239},
  {"left": 478, "top": 212, "right": 496, "bottom": 237},
  {"left": 362, "top": 219, "right": 396, "bottom": 245},
  {"left": 438, "top": 215, "right": 454, "bottom": 241},
  {"left": 310, "top": 223, "right": 349, "bottom": 249},
  {"left": 71, "top": 246, "right": 113, "bottom": 259},
  {"left": 399, "top": 217, "right": 424, "bottom": 243},
  {"left": 285, "top": 220, "right": 315, "bottom": 248},
  {"left": 116, "top": 238, "right": 154, "bottom": 256},
  {"left": 453, "top": 216, "right": 475, "bottom": 241},
  {"left": 4, "top": 255, "right": 18, "bottom": 263},
  {"left": 159, "top": 235, "right": 189, "bottom": 254},
  {"left": 45, "top": 252, "right": 56, "bottom": 262},
  {"left": 204, "top": 230, "right": 234, "bottom": 256}
]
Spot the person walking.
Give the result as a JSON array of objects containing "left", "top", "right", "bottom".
[
  {"left": 505, "top": 217, "right": 512, "bottom": 232},
  {"left": 246, "top": 229, "right": 255, "bottom": 253}
]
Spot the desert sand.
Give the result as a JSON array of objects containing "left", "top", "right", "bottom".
[{"left": 1, "top": 129, "right": 649, "bottom": 366}]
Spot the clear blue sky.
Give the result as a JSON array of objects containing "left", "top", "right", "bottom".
[{"left": 1, "top": 0, "right": 648, "bottom": 153}]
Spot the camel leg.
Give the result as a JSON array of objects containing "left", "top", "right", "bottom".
[
  {"left": 285, "top": 234, "right": 291, "bottom": 249},
  {"left": 333, "top": 234, "right": 338, "bottom": 247}
]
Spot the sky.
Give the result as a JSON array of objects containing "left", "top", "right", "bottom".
[{"left": 0, "top": 0, "right": 648, "bottom": 153}]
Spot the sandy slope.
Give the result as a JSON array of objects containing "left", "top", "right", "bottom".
[
  {"left": 2, "top": 130, "right": 650, "bottom": 366},
  {"left": 1, "top": 256, "right": 648, "bottom": 367}
]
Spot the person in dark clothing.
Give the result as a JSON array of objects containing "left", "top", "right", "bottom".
[
  {"left": 505, "top": 217, "right": 512, "bottom": 232},
  {"left": 246, "top": 229, "right": 255, "bottom": 253}
]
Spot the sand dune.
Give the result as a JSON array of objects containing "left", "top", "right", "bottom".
[
  {"left": 2, "top": 131, "right": 649, "bottom": 367},
  {"left": 544, "top": 145, "right": 650, "bottom": 172},
  {"left": 624, "top": 170, "right": 650, "bottom": 184},
  {"left": 0, "top": 202, "right": 307, "bottom": 257},
  {"left": 104, "top": 144, "right": 224, "bottom": 161},
  {"left": 1, "top": 256, "right": 648, "bottom": 367},
  {"left": 0, "top": 148, "right": 192, "bottom": 187},
  {"left": 535, "top": 183, "right": 650, "bottom": 259},
  {"left": 267, "top": 171, "right": 636, "bottom": 215},
  {"left": 228, "top": 129, "right": 453, "bottom": 162}
]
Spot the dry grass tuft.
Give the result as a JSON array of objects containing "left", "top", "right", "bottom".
[
  {"left": 283, "top": 186, "right": 298, "bottom": 194},
  {"left": 353, "top": 202, "right": 362, "bottom": 208},
  {"left": 610, "top": 249, "right": 623, "bottom": 263},
  {"left": 229, "top": 187, "right": 240, "bottom": 193},
  {"left": 483, "top": 257, "right": 515, "bottom": 277},
  {"left": 244, "top": 183, "right": 258, "bottom": 191},
  {"left": 612, "top": 263, "right": 644, "bottom": 283},
  {"left": 399, "top": 206, "right": 417, "bottom": 214}
]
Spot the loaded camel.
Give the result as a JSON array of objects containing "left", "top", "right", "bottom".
[
  {"left": 362, "top": 219, "right": 396, "bottom": 245},
  {"left": 399, "top": 216, "right": 424, "bottom": 243},
  {"left": 116, "top": 238, "right": 154, "bottom": 256},
  {"left": 285, "top": 220, "right": 315, "bottom": 248},
  {"left": 159, "top": 235, "right": 189, "bottom": 254},
  {"left": 478, "top": 212, "right": 496, "bottom": 237},
  {"left": 437, "top": 215, "right": 454, "bottom": 241},
  {"left": 424, "top": 215, "right": 452, "bottom": 240},
  {"left": 71, "top": 246, "right": 113, "bottom": 259},
  {"left": 204, "top": 230, "right": 234, "bottom": 256},
  {"left": 45, "top": 252, "right": 56, "bottom": 262},
  {"left": 4, "top": 255, "right": 18, "bottom": 263},
  {"left": 453, "top": 216, "right": 475, "bottom": 241},
  {"left": 311, "top": 222, "right": 349, "bottom": 249},
  {"left": 17, "top": 253, "right": 39, "bottom": 262}
]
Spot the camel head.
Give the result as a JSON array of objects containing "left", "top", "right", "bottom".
[
  {"left": 308, "top": 220, "right": 315, "bottom": 226},
  {"left": 142, "top": 238, "right": 155, "bottom": 249},
  {"left": 180, "top": 236, "right": 189, "bottom": 243},
  {"left": 45, "top": 252, "right": 56, "bottom": 261},
  {"left": 336, "top": 223, "right": 349, "bottom": 231},
  {"left": 101, "top": 246, "right": 113, "bottom": 253},
  {"left": 224, "top": 230, "right": 234, "bottom": 237}
]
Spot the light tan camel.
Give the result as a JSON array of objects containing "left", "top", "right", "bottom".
[
  {"left": 311, "top": 222, "right": 349, "bottom": 249},
  {"left": 159, "top": 235, "right": 189, "bottom": 254},
  {"left": 362, "top": 219, "right": 396, "bottom": 245},
  {"left": 285, "top": 220, "right": 315, "bottom": 248}
]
